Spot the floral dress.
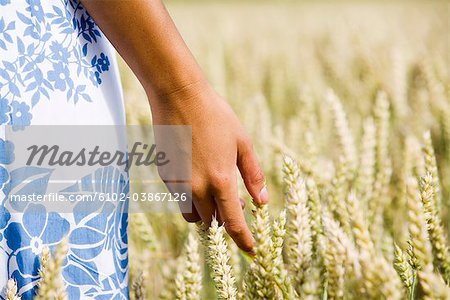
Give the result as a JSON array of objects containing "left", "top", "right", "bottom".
[{"left": 0, "top": 0, "right": 129, "bottom": 299}]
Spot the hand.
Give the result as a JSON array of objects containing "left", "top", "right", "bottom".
[{"left": 150, "top": 81, "right": 269, "bottom": 254}]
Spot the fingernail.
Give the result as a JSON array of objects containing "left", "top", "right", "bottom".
[
  {"left": 244, "top": 248, "right": 256, "bottom": 257},
  {"left": 259, "top": 186, "right": 269, "bottom": 204},
  {"left": 239, "top": 198, "right": 246, "bottom": 209}
]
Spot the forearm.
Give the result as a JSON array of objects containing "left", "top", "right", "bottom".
[{"left": 80, "top": 0, "right": 208, "bottom": 105}]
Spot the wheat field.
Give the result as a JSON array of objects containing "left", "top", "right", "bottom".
[{"left": 15, "top": 1, "right": 450, "bottom": 299}]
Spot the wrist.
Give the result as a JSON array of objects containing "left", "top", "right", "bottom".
[{"left": 146, "top": 77, "right": 213, "bottom": 110}]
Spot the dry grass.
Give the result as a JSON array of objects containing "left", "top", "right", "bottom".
[
  {"left": 36, "top": 1, "right": 450, "bottom": 299},
  {"left": 123, "top": 1, "right": 449, "bottom": 299}
]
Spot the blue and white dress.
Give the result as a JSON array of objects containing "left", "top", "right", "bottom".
[{"left": 0, "top": 0, "right": 129, "bottom": 299}]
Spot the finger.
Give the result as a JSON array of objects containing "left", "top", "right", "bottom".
[
  {"left": 166, "top": 181, "right": 201, "bottom": 223},
  {"left": 216, "top": 197, "right": 244, "bottom": 222},
  {"left": 213, "top": 197, "right": 248, "bottom": 221},
  {"left": 237, "top": 137, "right": 269, "bottom": 205},
  {"left": 181, "top": 206, "right": 201, "bottom": 223},
  {"left": 212, "top": 173, "right": 255, "bottom": 254},
  {"left": 192, "top": 188, "right": 216, "bottom": 226}
]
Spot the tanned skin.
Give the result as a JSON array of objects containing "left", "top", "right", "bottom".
[{"left": 80, "top": 0, "right": 269, "bottom": 255}]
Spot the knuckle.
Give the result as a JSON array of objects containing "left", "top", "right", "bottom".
[
  {"left": 250, "top": 168, "right": 265, "bottom": 186},
  {"left": 191, "top": 178, "right": 205, "bottom": 196},
  {"left": 240, "top": 135, "right": 253, "bottom": 150},
  {"left": 224, "top": 220, "right": 244, "bottom": 237},
  {"left": 210, "top": 173, "right": 232, "bottom": 191}
]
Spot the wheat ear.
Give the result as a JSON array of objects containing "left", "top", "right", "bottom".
[
  {"left": 130, "top": 213, "right": 158, "bottom": 252},
  {"left": 183, "top": 231, "right": 202, "bottom": 300},
  {"left": 38, "top": 245, "right": 50, "bottom": 281},
  {"left": 282, "top": 155, "right": 313, "bottom": 293},
  {"left": 208, "top": 218, "right": 237, "bottom": 300},
  {"left": 271, "top": 210, "right": 294, "bottom": 299},
  {"left": 356, "top": 117, "right": 376, "bottom": 206},
  {"left": 326, "top": 89, "right": 357, "bottom": 177},
  {"left": 406, "top": 176, "right": 433, "bottom": 269},
  {"left": 250, "top": 204, "right": 277, "bottom": 298},
  {"left": 419, "top": 173, "right": 450, "bottom": 285},
  {"left": 132, "top": 272, "right": 146, "bottom": 300},
  {"left": 6, "top": 279, "right": 21, "bottom": 300},
  {"left": 35, "top": 238, "right": 68, "bottom": 300},
  {"left": 393, "top": 244, "right": 415, "bottom": 294},
  {"left": 322, "top": 212, "right": 347, "bottom": 300},
  {"left": 422, "top": 131, "right": 441, "bottom": 209}
]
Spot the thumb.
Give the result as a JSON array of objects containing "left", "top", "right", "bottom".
[{"left": 237, "top": 137, "right": 269, "bottom": 205}]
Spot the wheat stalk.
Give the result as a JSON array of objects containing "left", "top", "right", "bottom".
[
  {"left": 423, "top": 131, "right": 442, "bottom": 209},
  {"left": 271, "top": 210, "right": 294, "bottom": 299},
  {"left": 305, "top": 177, "right": 323, "bottom": 255},
  {"left": 393, "top": 244, "right": 415, "bottom": 294},
  {"left": 35, "top": 238, "right": 68, "bottom": 300},
  {"left": 183, "top": 231, "right": 202, "bottom": 300},
  {"left": 328, "top": 158, "right": 352, "bottom": 236},
  {"left": 406, "top": 176, "right": 433, "bottom": 269},
  {"left": 175, "top": 255, "right": 187, "bottom": 300},
  {"left": 356, "top": 117, "right": 376, "bottom": 206},
  {"left": 419, "top": 172, "right": 450, "bottom": 285},
  {"left": 132, "top": 272, "right": 146, "bottom": 300},
  {"left": 159, "top": 260, "right": 178, "bottom": 300},
  {"left": 322, "top": 212, "right": 347, "bottom": 299},
  {"left": 6, "top": 279, "right": 21, "bottom": 300},
  {"left": 38, "top": 245, "right": 50, "bottom": 281},
  {"left": 130, "top": 213, "right": 159, "bottom": 252},
  {"left": 248, "top": 204, "right": 277, "bottom": 299},
  {"left": 282, "top": 155, "right": 313, "bottom": 294},
  {"left": 326, "top": 89, "right": 357, "bottom": 178},
  {"left": 208, "top": 218, "right": 237, "bottom": 300},
  {"left": 418, "top": 268, "right": 450, "bottom": 300}
]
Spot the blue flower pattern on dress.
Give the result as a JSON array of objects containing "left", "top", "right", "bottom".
[
  {"left": 60, "top": 167, "right": 129, "bottom": 299},
  {"left": 0, "top": 0, "right": 111, "bottom": 108},
  {"left": 0, "top": 98, "right": 10, "bottom": 124},
  {"left": 25, "top": 0, "right": 45, "bottom": 23},
  {"left": 47, "top": 61, "right": 73, "bottom": 91},
  {"left": 0, "top": 0, "right": 129, "bottom": 299},
  {"left": 0, "top": 167, "right": 8, "bottom": 189},
  {"left": 49, "top": 41, "right": 70, "bottom": 61},
  {"left": 91, "top": 53, "right": 110, "bottom": 85},
  {"left": 4, "top": 203, "right": 70, "bottom": 273},
  {"left": 10, "top": 101, "right": 32, "bottom": 130},
  {"left": 1, "top": 165, "right": 129, "bottom": 300},
  {"left": 0, "top": 139, "right": 15, "bottom": 165}
]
